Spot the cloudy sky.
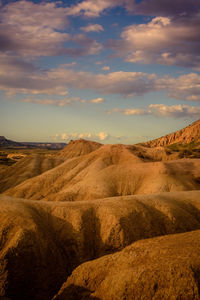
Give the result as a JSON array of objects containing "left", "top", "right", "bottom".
[{"left": 0, "top": 0, "right": 200, "bottom": 144}]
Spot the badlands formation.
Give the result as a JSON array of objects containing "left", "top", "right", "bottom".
[{"left": 0, "top": 120, "right": 200, "bottom": 300}]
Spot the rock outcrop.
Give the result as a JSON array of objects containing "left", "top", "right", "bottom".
[{"left": 141, "top": 119, "right": 200, "bottom": 147}]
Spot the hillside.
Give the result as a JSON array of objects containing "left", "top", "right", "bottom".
[
  {"left": 55, "top": 229, "right": 200, "bottom": 300},
  {"left": 0, "top": 154, "right": 64, "bottom": 193},
  {"left": 58, "top": 139, "right": 102, "bottom": 158},
  {"left": 1, "top": 191, "right": 200, "bottom": 300},
  {"left": 0, "top": 120, "right": 200, "bottom": 300},
  {"left": 141, "top": 119, "right": 200, "bottom": 147},
  {"left": 4, "top": 143, "right": 200, "bottom": 201}
]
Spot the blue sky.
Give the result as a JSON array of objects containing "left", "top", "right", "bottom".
[{"left": 0, "top": 0, "right": 200, "bottom": 144}]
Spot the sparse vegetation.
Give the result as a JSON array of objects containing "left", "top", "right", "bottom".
[{"left": 165, "top": 142, "right": 200, "bottom": 158}]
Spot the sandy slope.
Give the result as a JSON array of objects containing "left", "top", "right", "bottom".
[
  {"left": 55, "top": 229, "right": 200, "bottom": 300},
  {"left": 0, "top": 154, "right": 64, "bottom": 193},
  {"left": 1, "top": 191, "right": 200, "bottom": 299},
  {"left": 58, "top": 139, "right": 102, "bottom": 159},
  {"left": 4, "top": 143, "right": 200, "bottom": 201}
]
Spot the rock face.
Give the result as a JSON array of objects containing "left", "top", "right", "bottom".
[
  {"left": 142, "top": 119, "right": 200, "bottom": 147},
  {"left": 55, "top": 229, "right": 200, "bottom": 300},
  {"left": 1, "top": 191, "right": 200, "bottom": 300}
]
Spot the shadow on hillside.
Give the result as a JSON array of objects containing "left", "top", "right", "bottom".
[
  {"left": 53, "top": 284, "right": 100, "bottom": 300},
  {"left": 119, "top": 196, "right": 200, "bottom": 248},
  {"left": 3, "top": 196, "right": 200, "bottom": 300}
]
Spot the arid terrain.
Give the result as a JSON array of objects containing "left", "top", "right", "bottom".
[{"left": 0, "top": 120, "right": 200, "bottom": 300}]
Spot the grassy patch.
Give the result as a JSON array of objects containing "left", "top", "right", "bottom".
[{"left": 165, "top": 142, "right": 200, "bottom": 158}]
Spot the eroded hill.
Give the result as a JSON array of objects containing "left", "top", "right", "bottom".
[
  {"left": 55, "top": 229, "right": 200, "bottom": 300},
  {"left": 0, "top": 154, "right": 64, "bottom": 193},
  {"left": 4, "top": 143, "right": 200, "bottom": 201},
  {"left": 141, "top": 119, "right": 200, "bottom": 147},
  {"left": 1, "top": 191, "right": 200, "bottom": 300},
  {"left": 58, "top": 139, "right": 102, "bottom": 159},
  {"left": 0, "top": 120, "right": 200, "bottom": 300}
]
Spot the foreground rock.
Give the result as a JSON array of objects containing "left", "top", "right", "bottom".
[
  {"left": 1, "top": 191, "right": 200, "bottom": 299},
  {"left": 54, "top": 229, "right": 200, "bottom": 300}
]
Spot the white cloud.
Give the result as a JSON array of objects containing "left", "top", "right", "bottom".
[
  {"left": 101, "top": 66, "right": 110, "bottom": 71},
  {"left": 97, "top": 132, "right": 108, "bottom": 140},
  {"left": 89, "top": 97, "right": 105, "bottom": 103},
  {"left": 0, "top": 1, "right": 102, "bottom": 57},
  {"left": 23, "top": 97, "right": 105, "bottom": 106},
  {"left": 80, "top": 24, "right": 104, "bottom": 32},
  {"left": 109, "top": 104, "right": 200, "bottom": 118},
  {"left": 1, "top": 55, "right": 200, "bottom": 101},
  {"left": 159, "top": 73, "right": 200, "bottom": 101},
  {"left": 108, "top": 15, "right": 200, "bottom": 69},
  {"left": 67, "top": 0, "right": 123, "bottom": 17},
  {"left": 56, "top": 131, "right": 109, "bottom": 142}
]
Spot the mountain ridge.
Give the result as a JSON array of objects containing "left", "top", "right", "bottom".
[
  {"left": 0, "top": 136, "right": 67, "bottom": 150},
  {"left": 140, "top": 119, "right": 200, "bottom": 147}
]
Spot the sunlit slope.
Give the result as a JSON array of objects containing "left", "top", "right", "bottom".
[
  {"left": 55, "top": 229, "right": 200, "bottom": 300},
  {"left": 4, "top": 143, "right": 200, "bottom": 201},
  {"left": 1, "top": 191, "right": 200, "bottom": 300},
  {"left": 0, "top": 154, "right": 64, "bottom": 193},
  {"left": 58, "top": 139, "right": 102, "bottom": 159},
  {"left": 141, "top": 119, "right": 200, "bottom": 147}
]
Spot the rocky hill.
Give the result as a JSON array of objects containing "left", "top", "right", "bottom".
[
  {"left": 141, "top": 119, "right": 200, "bottom": 147},
  {"left": 1, "top": 191, "right": 200, "bottom": 300},
  {"left": 1, "top": 120, "right": 200, "bottom": 300},
  {"left": 4, "top": 143, "right": 200, "bottom": 201},
  {"left": 58, "top": 139, "right": 102, "bottom": 158}
]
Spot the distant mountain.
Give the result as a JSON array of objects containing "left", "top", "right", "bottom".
[
  {"left": 0, "top": 136, "right": 66, "bottom": 150},
  {"left": 141, "top": 119, "right": 200, "bottom": 147}
]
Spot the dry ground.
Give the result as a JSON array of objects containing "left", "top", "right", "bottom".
[{"left": 0, "top": 191, "right": 200, "bottom": 299}]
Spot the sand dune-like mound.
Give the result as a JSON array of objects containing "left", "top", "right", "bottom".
[
  {"left": 5, "top": 144, "right": 200, "bottom": 201},
  {"left": 142, "top": 119, "right": 200, "bottom": 147},
  {"left": 54, "top": 229, "right": 200, "bottom": 300},
  {"left": 58, "top": 139, "right": 102, "bottom": 159},
  {"left": 0, "top": 154, "right": 64, "bottom": 193},
  {"left": 1, "top": 191, "right": 200, "bottom": 299}
]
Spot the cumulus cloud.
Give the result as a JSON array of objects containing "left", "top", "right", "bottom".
[
  {"left": 0, "top": 1, "right": 102, "bottom": 57},
  {"left": 66, "top": 0, "right": 200, "bottom": 19},
  {"left": 80, "top": 24, "right": 104, "bottom": 32},
  {"left": 0, "top": 53, "right": 69, "bottom": 95},
  {"left": 108, "top": 15, "right": 200, "bottom": 69},
  {"left": 158, "top": 73, "right": 200, "bottom": 102},
  {"left": 125, "top": 0, "right": 200, "bottom": 17},
  {"left": 63, "top": 34, "right": 102, "bottom": 56},
  {"left": 23, "top": 97, "right": 105, "bottom": 106},
  {"left": 67, "top": 0, "right": 123, "bottom": 17},
  {"left": 56, "top": 131, "right": 109, "bottom": 142},
  {"left": 47, "top": 67, "right": 158, "bottom": 97},
  {"left": 1, "top": 56, "right": 200, "bottom": 101},
  {"left": 101, "top": 66, "right": 110, "bottom": 71},
  {"left": 109, "top": 104, "right": 200, "bottom": 118},
  {"left": 89, "top": 97, "right": 105, "bottom": 103}
]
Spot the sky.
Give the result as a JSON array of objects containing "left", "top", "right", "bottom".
[{"left": 0, "top": 0, "right": 200, "bottom": 144}]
